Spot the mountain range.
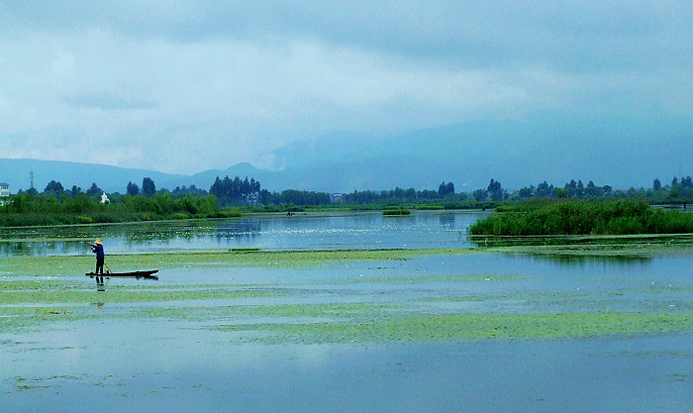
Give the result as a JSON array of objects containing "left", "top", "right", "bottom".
[{"left": 1, "top": 118, "right": 691, "bottom": 195}]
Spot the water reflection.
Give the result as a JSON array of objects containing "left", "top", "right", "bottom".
[
  {"left": 0, "top": 240, "right": 87, "bottom": 256},
  {"left": 0, "top": 211, "right": 486, "bottom": 257},
  {"left": 468, "top": 235, "right": 679, "bottom": 266},
  {"left": 468, "top": 234, "right": 693, "bottom": 249},
  {"left": 515, "top": 252, "right": 653, "bottom": 266},
  {"left": 438, "top": 213, "right": 456, "bottom": 227},
  {"left": 216, "top": 219, "right": 262, "bottom": 242}
]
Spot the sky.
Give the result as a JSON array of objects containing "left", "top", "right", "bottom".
[{"left": 2, "top": 1, "right": 692, "bottom": 176}]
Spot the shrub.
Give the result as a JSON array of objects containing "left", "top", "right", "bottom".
[
  {"left": 416, "top": 205, "right": 444, "bottom": 210},
  {"left": 383, "top": 209, "right": 411, "bottom": 216},
  {"left": 76, "top": 215, "right": 94, "bottom": 224}
]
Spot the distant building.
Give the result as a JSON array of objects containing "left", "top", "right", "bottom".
[
  {"left": 331, "top": 193, "right": 343, "bottom": 203},
  {"left": 0, "top": 182, "right": 9, "bottom": 205}
]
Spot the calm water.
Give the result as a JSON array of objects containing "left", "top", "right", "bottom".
[
  {"left": 3, "top": 211, "right": 693, "bottom": 412},
  {"left": 0, "top": 211, "right": 486, "bottom": 257}
]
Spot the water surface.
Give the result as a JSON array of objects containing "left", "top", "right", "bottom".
[
  {"left": 0, "top": 211, "right": 486, "bottom": 257},
  {"left": 3, "top": 211, "right": 693, "bottom": 412}
]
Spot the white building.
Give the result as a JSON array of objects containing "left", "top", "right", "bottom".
[{"left": 0, "top": 183, "right": 9, "bottom": 205}]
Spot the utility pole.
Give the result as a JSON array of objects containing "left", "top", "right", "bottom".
[{"left": 30, "top": 170, "right": 34, "bottom": 189}]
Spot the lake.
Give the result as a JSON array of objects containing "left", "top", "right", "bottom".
[
  {"left": 0, "top": 211, "right": 485, "bottom": 257},
  {"left": 2, "top": 211, "right": 693, "bottom": 412}
]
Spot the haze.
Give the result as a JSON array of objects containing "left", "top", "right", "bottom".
[{"left": 2, "top": 1, "right": 692, "bottom": 188}]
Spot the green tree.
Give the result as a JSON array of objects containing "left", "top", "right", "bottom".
[
  {"left": 44, "top": 180, "right": 64, "bottom": 194},
  {"left": 653, "top": 178, "right": 662, "bottom": 191},
  {"left": 86, "top": 183, "right": 102, "bottom": 197},
  {"left": 142, "top": 177, "right": 156, "bottom": 197},
  {"left": 487, "top": 179, "right": 503, "bottom": 201},
  {"left": 517, "top": 186, "right": 534, "bottom": 199},
  {"left": 438, "top": 182, "right": 455, "bottom": 197},
  {"left": 69, "top": 185, "right": 83, "bottom": 197},
  {"left": 127, "top": 181, "right": 140, "bottom": 196},
  {"left": 535, "top": 181, "right": 553, "bottom": 198},
  {"left": 472, "top": 188, "right": 488, "bottom": 202}
]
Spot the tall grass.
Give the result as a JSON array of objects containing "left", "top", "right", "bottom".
[
  {"left": 0, "top": 192, "right": 238, "bottom": 227},
  {"left": 468, "top": 200, "right": 693, "bottom": 236},
  {"left": 383, "top": 209, "right": 412, "bottom": 216}
]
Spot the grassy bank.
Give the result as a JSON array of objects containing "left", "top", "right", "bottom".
[
  {"left": 0, "top": 209, "right": 242, "bottom": 227},
  {"left": 469, "top": 199, "right": 693, "bottom": 236}
]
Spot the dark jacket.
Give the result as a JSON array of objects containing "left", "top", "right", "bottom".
[{"left": 92, "top": 244, "right": 105, "bottom": 259}]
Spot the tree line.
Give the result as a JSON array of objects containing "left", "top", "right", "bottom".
[
  {"left": 342, "top": 182, "right": 458, "bottom": 204},
  {"left": 4, "top": 173, "right": 693, "bottom": 227},
  {"left": 465, "top": 176, "right": 693, "bottom": 205}
]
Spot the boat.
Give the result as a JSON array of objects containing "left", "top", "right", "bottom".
[{"left": 85, "top": 269, "right": 159, "bottom": 280}]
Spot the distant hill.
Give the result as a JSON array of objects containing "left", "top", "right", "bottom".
[
  {"left": 255, "top": 118, "right": 693, "bottom": 192},
  {"left": 0, "top": 158, "right": 191, "bottom": 194},
  {"left": 2, "top": 117, "right": 691, "bottom": 195}
]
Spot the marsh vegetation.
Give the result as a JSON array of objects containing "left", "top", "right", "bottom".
[{"left": 469, "top": 199, "right": 693, "bottom": 236}]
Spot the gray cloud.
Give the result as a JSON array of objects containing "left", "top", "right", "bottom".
[
  {"left": 5, "top": 1, "right": 691, "bottom": 71},
  {"left": 2, "top": 1, "right": 692, "bottom": 175}
]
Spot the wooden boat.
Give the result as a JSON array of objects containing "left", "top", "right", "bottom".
[{"left": 85, "top": 269, "right": 159, "bottom": 280}]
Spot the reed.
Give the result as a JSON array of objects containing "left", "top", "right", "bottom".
[
  {"left": 469, "top": 199, "right": 693, "bottom": 236},
  {"left": 383, "top": 209, "right": 412, "bottom": 216}
]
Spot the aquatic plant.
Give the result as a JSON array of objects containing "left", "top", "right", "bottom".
[
  {"left": 469, "top": 200, "right": 693, "bottom": 236},
  {"left": 383, "top": 209, "right": 411, "bottom": 216}
]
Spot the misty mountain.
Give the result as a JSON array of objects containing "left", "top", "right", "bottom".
[
  {"left": 0, "top": 158, "right": 192, "bottom": 194},
  {"left": 2, "top": 118, "right": 691, "bottom": 195},
  {"left": 257, "top": 117, "right": 693, "bottom": 192}
]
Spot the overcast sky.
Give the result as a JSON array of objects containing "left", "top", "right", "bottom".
[{"left": 2, "top": 1, "right": 692, "bottom": 175}]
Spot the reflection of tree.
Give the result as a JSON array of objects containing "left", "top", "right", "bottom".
[
  {"left": 0, "top": 220, "right": 237, "bottom": 256},
  {"left": 119, "top": 221, "right": 222, "bottom": 246},
  {"left": 528, "top": 254, "right": 651, "bottom": 267},
  {"left": 467, "top": 236, "right": 655, "bottom": 266},
  {"left": 0, "top": 240, "right": 88, "bottom": 257},
  {"left": 439, "top": 213, "right": 456, "bottom": 227},
  {"left": 216, "top": 219, "right": 262, "bottom": 241}
]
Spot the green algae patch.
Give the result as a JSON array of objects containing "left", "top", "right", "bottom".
[
  {"left": 163, "top": 248, "right": 476, "bottom": 268},
  {"left": 219, "top": 312, "right": 693, "bottom": 344},
  {"left": 0, "top": 248, "right": 478, "bottom": 276},
  {"left": 0, "top": 279, "right": 82, "bottom": 291},
  {"left": 1, "top": 287, "right": 280, "bottom": 305},
  {"left": 223, "top": 302, "right": 399, "bottom": 318},
  {"left": 0, "top": 255, "right": 94, "bottom": 277},
  {"left": 419, "top": 296, "right": 488, "bottom": 303},
  {"left": 347, "top": 274, "right": 525, "bottom": 284},
  {"left": 126, "top": 303, "right": 400, "bottom": 321},
  {"left": 0, "top": 306, "right": 87, "bottom": 333}
]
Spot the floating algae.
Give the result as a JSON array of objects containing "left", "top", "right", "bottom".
[
  {"left": 1, "top": 288, "right": 280, "bottom": 305},
  {"left": 216, "top": 312, "right": 693, "bottom": 344},
  {"left": 4, "top": 241, "right": 693, "bottom": 343},
  {"left": 0, "top": 248, "right": 478, "bottom": 276}
]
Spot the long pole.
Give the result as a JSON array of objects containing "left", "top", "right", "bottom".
[{"left": 82, "top": 236, "right": 112, "bottom": 274}]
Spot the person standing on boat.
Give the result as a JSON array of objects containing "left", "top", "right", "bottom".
[{"left": 90, "top": 239, "right": 105, "bottom": 284}]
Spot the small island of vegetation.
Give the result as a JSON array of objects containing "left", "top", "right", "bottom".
[{"left": 469, "top": 199, "right": 693, "bottom": 236}]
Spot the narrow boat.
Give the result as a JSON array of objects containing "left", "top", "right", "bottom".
[{"left": 85, "top": 269, "right": 159, "bottom": 280}]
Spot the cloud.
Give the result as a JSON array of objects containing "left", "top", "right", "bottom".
[
  {"left": 1, "top": 1, "right": 692, "bottom": 176},
  {"left": 6, "top": 1, "right": 691, "bottom": 69}
]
